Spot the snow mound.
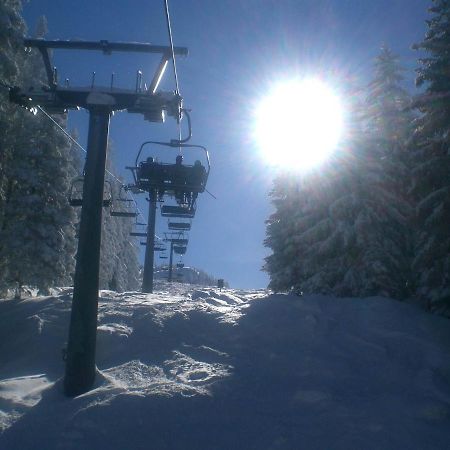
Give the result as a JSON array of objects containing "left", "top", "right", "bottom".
[{"left": 0, "top": 286, "right": 450, "bottom": 449}]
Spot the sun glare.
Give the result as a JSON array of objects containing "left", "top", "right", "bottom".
[{"left": 254, "top": 78, "right": 344, "bottom": 171}]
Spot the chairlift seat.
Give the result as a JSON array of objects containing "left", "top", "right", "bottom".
[
  {"left": 136, "top": 161, "right": 207, "bottom": 194},
  {"left": 168, "top": 222, "right": 191, "bottom": 230},
  {"left": 69, "top": 198, "right": 83, "bottom": 207},
  {"left": 173, "top": 246, "right": 187, "bottom": 255},
  {"left": 161, "top": 205, "right": 195, "bottom": 218},
  {"left": 110, "top": 211, "right": 138, "bottom": 218},
  {"left": 130, "top": 232, "right": 148, "bottom": 237},
  {"left": 166, "top": 238, "right": 188, "bottom": 246},
  {"left": 69, "top": 177, "right": 112, "bottom": 207},
  {"left": 69, "top": 198, "right": 112, "bottom": 207}
]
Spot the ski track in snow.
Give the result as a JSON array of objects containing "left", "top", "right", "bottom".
[{"left": 0, "top": 282, "right": 449, "bottom": 449}]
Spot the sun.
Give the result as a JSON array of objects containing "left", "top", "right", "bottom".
[{"left": 253, "top": 78, "right": 344, "bottom": 171}]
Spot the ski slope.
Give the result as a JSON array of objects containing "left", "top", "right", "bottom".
[{"left": 0, "top": 282, "right": 449, "bottom": 449}]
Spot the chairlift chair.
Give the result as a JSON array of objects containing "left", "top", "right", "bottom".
[
  {"left": 173, "top": 245, "right": 187, "bottom": 255},
  {"left": 165, "top": 238, "right": 188, "bottom": 246},
  {"left": 129, "top": 115, "right": 211, "bottom": 201},
  {"left": 168, "top": 221, "right": 191, "bottom": 231},
  {"left": 161, "top": 205, "right": 195, "bottom": 218},
  {"left": 130, "top": 219, "right": 147, "bottom": 237},
  {"left": 130, "top": 231, "right": 147, "bottom": 237},
  {"left": 176, "top": 263, "right": 184, "bottom": 268},
  {"left": 133, "top": 155, "right": 208, "bottom": 198},
  {"left": 110, "top": 186, "right": 138, "bottom": 218},
  {"left": 69, "top": 177, "right": 112, "bottom": 207}
]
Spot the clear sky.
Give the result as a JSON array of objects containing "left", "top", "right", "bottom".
[{"left": 22, "top": 0, "right": 430, "bottom": 289}]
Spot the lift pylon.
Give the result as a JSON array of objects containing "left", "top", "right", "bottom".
[{"left": 9, "top": 38, "right": 188, "bottom": 397}]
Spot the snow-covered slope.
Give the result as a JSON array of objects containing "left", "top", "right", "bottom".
[
  {"left": 154, "top": 266, "right": 219, "bottom": 286},
  {"left": 0, "top": 283, "right": 449, "bottom": 449}
]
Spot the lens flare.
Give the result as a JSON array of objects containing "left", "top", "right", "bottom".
[{"left": 254, "top": 78, "right": 344, "bottom": 170}]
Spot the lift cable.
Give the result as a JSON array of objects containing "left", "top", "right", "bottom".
[
  {"left": 163, "top": 0, "right": 180, "bottom": 96},
  {"left": 163, "top": 0, "right": 183, "bottom": 153},
  {"left": 205, "top": 188, "right": 217, "bottom": 200}
]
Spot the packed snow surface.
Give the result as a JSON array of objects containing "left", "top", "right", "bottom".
[{"left": 0, "top": 282, "right": 449, "bottom": 449}]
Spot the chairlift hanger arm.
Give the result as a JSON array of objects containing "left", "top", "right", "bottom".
[
  {"left": 149, "top": 54, "right": 170, "bottom": 94},
  {"left": 134, "top": 109, "right": 192, "bottom": 166}
]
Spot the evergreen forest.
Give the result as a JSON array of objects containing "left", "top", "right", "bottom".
[
  {"left": 0, "top": 1, "right": 140, "bottom": 296},
  {"left": 2, "top": 0, "right": 450, "bottom": 318},
  {"left": 265, "top": 1, "right": 450, "bottom": 317}
]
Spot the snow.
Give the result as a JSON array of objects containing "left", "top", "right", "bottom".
[{"left": 0, "top": 283, "right": 449, "bottom": 449}]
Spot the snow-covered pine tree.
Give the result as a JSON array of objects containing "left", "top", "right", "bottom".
[
  {"left": 352, "top": 45, "right": 415, "bottom": 299},
  {"left": 411, "top": 0, "right": 450, "bottom": 314},
  {"left": 264, "top": 61, "right": 414, "bottom": 300},
  {"left": 98, "top": 144, "right": 140, "bottom": 292},
  {"left": 264, "top": 173, "right": 303, "bottom": 292},
  {"left": 0, "top": 0, "right": 27, "bottom": 289},
  {"left": 0, "top": 15, "right": 79, "bottom": 294},
  {"left": 263, "top": 91, "right": 363, "bottom": 295}
]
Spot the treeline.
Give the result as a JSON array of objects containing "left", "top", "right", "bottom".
[
  {"left": 0, "top": 1, "right": 140, "bottom": 295},
  {"left": 154, "top": 265, "right": 227, "bottom": 287},
  {"left": 264, "top": 0, "right": 450, "bottom": 316}
]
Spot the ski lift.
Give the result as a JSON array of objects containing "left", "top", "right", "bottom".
[
  {"left": 176, "top": 262, "right": 184, "bottom": 268},
  {"left": 110, "top": 186, "right": 138, "bottom": 218},
  {"left": 164, "top": 231, "right": 188, "bottom": 244},
  {"left": 130, "top": 220, "right": 147, "bottom": 237},
  {"left": 132, "top": 150, "right": 209, "bottom": 198},
  {"left": 128, "top": 111, "right": 210, "bottom": 201},
  {"left": 130, "top": 231, "right": 148, "bottom": 237},
  {"left": 166, "top": 238, "right": 188, "bottom": 246},
  {"left": 69, "top": 176, "right": 112, "bottom": 207},
  {"left": 154, "top": 245, "right": 166, "bottom": 252},
  {"left": 173, "top": 245, "right": 187, "bottom": 255},
  {"left": 168, "top": 221, "right": 191, "bottom": 231},
  {"left": 161, "top": 205, "right": 195, "bottom": 218},
  {"left": 160, "top": 255, "right": 168, "bottom": 259}
]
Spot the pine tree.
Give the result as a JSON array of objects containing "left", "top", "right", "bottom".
[
  {"left": 0, "top": 0, "right": 27, "bottom": 239},
  {"left": 264, "top": 173, "right": 303, "bottom": 292},
  {"left": 352, "top": 45, "right": 415, "bottom": 299},
  {"left": 0, "top": 14, "right": 80, "bottom": 294},
  {"left": 411, "top": 0, "right": 450, "bottom": 313},
  {"left": 264, "top": 61, "right": 414, "bottom": 300},
  {"left": 98, "top": 144, "right": 140, "bottom": 292}
]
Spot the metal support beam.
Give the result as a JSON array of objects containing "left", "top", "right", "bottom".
[
  {"left": 24, "top": 39, "right": 188, "bottom": 56},
  {"left": 168, "top": 241, "right": 174, "bottom": 282},
  {"left": 142, "top": 189, "right": 157, "bottom": 293},
  {"left": 64, "top": 107, "right": 111, "bottom": 397},
  {"left": 37, "top": 47, "right": 56, "bottom": 89},
  {"left": 149, "top": 54, "right": 170, "bottom": 94}
]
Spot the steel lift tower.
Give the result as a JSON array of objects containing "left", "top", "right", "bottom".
[{"left": 9, "top": 38, "right": 187, "bottom": 396}]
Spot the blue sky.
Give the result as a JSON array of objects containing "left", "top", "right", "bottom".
[{"left": 22, "top": 0, "right": 430, "bottom": 288}]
